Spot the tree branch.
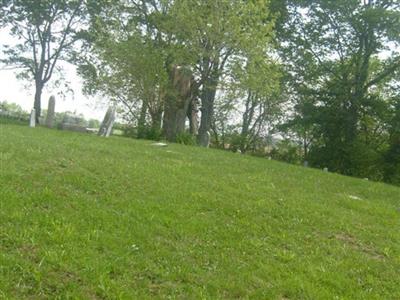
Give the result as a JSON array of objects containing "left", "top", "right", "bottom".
[{"left": 365, "top": 57, "right": 400, "bottom": 90}]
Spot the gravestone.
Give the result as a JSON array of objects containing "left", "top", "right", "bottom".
[
  {"left": 45, "top": 95, "right": 56, "bottom": 128},
  {"left": 98, "top": 106, "right": 116, "bottom": 137},
  {"left": 304, "top": 161, "right": 309, "bottom": 167},
  {"left": 29, "top": 109, "right": 36, "bottom": 127},
  {"left": 323, "top": 167, "right": 329, "bottom": 172},
  {"left": 204, "top": 131, "right": 210, "bottom": 148}
]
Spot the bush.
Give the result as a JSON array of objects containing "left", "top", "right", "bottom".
[
  {"left": 176, "top": 132, "right": 196, "bottom": 145},
  {"left": 122, "top": 125, "right": 163, "bottom": 141},
  {"left": 270, "top": 140, "right": 302, "bottom": 164},
  {"left": 228, "top": 133, "right": 246, "bottom": 152},
  {"left": 384, "top": 136, "right": 400, "bottom": 185},
  {"left": 122, "top": 126, "right": 137, "bottom": 138},
  {"left": 0, "top": 115, "right": 28, "bottom": 125},
  {"left": 145, "top": 127, "right": 163, "bottom": 141}
]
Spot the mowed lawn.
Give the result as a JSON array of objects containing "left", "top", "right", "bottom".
[{"left": 0, "top": 123, "right": 399, "bottom": 299}]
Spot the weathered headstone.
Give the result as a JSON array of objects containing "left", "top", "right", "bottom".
[
  {"left": 29, "top": 109, "right": 36, "bottom": 127},
  {"left": 45, "top": 95, "right": 56, "bottom": 128},
  {"left": 197, "top": 130, "right": 211, "bottom": 148},
  {"left": 98, "top": 106, "right": 116, "bottom": 137},
  {"left": 304, "top": 161, "right": 309, "bottom": 167},
  {"left": 323, "top": 167, "right": 329, "bottom": 172},
  {"left": 204, "top": 131, "right": 210, "bottom": 148}
]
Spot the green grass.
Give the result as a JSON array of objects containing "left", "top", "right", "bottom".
[{"left": 1, "top": 123, "right": 399, "bottom": 299}]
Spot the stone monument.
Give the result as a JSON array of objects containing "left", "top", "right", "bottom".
[
  {"left": 45, "top": 95, "right": 56, "bottom": 128},
  {"left": 98, "top": 106, "right": 116, "bottom": 137},
  {"left": 29, "top": 109, "right": 36, "bottom": 128}
]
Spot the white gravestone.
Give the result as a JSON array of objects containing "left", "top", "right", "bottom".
[
  {"left": 98, "top": 106, "right": 116, "bottom": 137},
  {"left": 29, "top": 109, "right": 36, "bottom": 128}
]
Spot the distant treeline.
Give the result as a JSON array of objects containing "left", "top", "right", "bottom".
[{"left": 0, "top": 101, "right": 100, "bottom": 129}]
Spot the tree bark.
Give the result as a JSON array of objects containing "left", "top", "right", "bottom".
[
  {"left": 163, "top": 92, "right": 177, "bottom": 141},
  {"left": 150, "top": 109, "right": 163, "bottom": 133},
  {"left": 163, "top": 66, "right": 193, "bottom": 142},
  {"left": 137, "top": 100, "right": 148, "bottom": 139},
  {"left": 197, "top": 73, "right": 218, "bottom": 147},
  {"left": 240, "top": 91, "right": 257, "bottom": 153},
  {"left": 188, "top": 98, "right": 199, "bottom": 136},
  {"left": 33, "top": 82, "right": 43, "bottom": 124}
]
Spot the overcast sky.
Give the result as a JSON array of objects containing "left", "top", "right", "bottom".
[{"left": 0, "top": 29, "right": 106, "bottom": 120}]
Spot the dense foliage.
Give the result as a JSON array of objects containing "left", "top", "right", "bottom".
[{"left": 277, "top": 0, "right": 400, "bottom": 183}]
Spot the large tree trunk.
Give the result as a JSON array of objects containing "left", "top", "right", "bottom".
[
  {"left": 175, "top": 108, "right": 188, "bottom": 134},
  {"left": 163, "top": 93, "right": 176, "bottom": 141},
  {"left": 197, "top": 75, "right": 218, "bottom": 147},
  {"left": 163, "top": 66, "right": 193, "bottom": 142},
  {"left": 150, "top": 109, "right": 163, "bottom": 133},
  {"left": 34, "top": 82, "right": 43, "bottom": 124},
  {"left": 188, "top": 98, "right": 199, "bottom": 135},
  {"left": 163, "top": 99, "right": 191, "bottom": 141}
]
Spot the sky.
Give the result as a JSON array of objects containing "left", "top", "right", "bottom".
[{"left": 0, "top": 29, "right": 107, "bottom": 120}]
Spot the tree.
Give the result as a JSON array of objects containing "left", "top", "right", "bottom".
[
  {"left": 168, "top": 0, "right": 276, "bottom": 146},
  {"left": 278, "top": 0, "right": 400, "bottom": 177},
  {"left": 0, "top": 0, "right": 88, "bottom": 122},
  {"left": 78, "top": 0, "right": 175, "bottom": 139},
  {"left": 230, "top": 57, "right": 283, "bottom": 153},
  {"left": 384, "top": 93, "right": 400, "bottom": 184},
  {"left": 163, "top": 65, "right": 195, "bottom": 141},
  {"left": 80, "top": 0, "right": 276, "bottom": 144},
  {"left": 78, "top": 30, "right": 169, "bottom": 138}
]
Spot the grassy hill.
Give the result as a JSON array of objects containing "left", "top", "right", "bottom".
[{"left": 1, "top": 123, "right": 399, "bottom": 299}]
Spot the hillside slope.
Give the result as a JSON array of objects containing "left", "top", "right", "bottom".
[{"left": 1, "top": 124, "right": 399, "bottom": 299}]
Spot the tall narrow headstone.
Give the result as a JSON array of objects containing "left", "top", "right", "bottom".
[
  {"left": 98, "top": 106, "right": 116, "bottom": 137},
  {"left": 29, "top": 109, "right": 36, "bottom": 128},
  {"left": 204, "top": 131, "right": 210, "bottom": 148},
  {"left": 105, "top": 110, "right": 115, "bottom": 137},
  {"left": 45, "top": 95, "right": 56, "bottom": 128}
]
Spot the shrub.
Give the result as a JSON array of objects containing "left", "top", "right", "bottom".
[
  {"left": 145, "top": 127, "right": 163, "bottom": 141},
  {"left": 270, "top": 140, "right": 302, "bottom": 164},
  {"left": 176, "top": 132, "right": 196, "bottom": 145},
  {"left": 122, "top": 126, "right": 137, "bottom": 138}
]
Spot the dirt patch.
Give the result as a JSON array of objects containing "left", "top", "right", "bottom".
[{"left": 333, "top": 233, "right": 385, "bottom": 260}]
